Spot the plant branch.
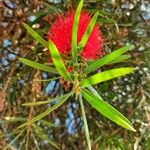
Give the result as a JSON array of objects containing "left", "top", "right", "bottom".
[{"left": 79, "top": 94, "right": 91, "bottom": 150}]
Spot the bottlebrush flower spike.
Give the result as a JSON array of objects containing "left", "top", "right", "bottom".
[{"left": 47, "top": 11, "right": 103, "bottom": 60}]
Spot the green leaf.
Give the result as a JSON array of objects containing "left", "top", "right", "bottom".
[
  {"left": 19, "top": 58, "right": 58, "bottom": 74},
  {"left": 109, "top": 54, "right": 131, "bottom": 64},
  {"left": 0, "top": 117, "right": 26, "bottom": 124},
  {"left": 44, "top": 2, "right": 61, "bottom": 14},
  {"left": 84, "top": 44, "right": 134, "bottom": 74},
  {"left": 78, "top": 11, "right": 99, "bottom": 51},
  {"left": 71, "top": 0, "right": 83, "bottom": 62},
  {"left": 87, "top": 86, "right": 102, "bottom": 99},
  {"left": 22, "top": 93, "right": 70, "bottom": 106},
  {"left": 82, "top": 89, "right": 135, "bottom": 131},
  {"left": 23, "top": 23, "right": 48, "bottom": 48},
  {"left": 33, "top": 124, "right": 59, "bottom": 149},
  {"left": 22, "top": 100, "right": 56, "bottom": 106},
  {"left": 88, "top": 54, "right": 131, "bottom": 65},
  {"left": 39, "top": 119, "right": 58, "bottom": 128},
  {"left": 88, "top": 0, "right": 111, "bottom": 2},
  {"left": 29, "top": 2, "right": 61, "bottom": 25},
  {"left": 98, "top": 18, "right": 115, "bottom": 23},
  {"left": 80, "top": 67, "right": 135, "bottom": 88},
  {"left": 48, "top": 41, "right": 72, "bottom": 81},
  {"left": 34, "top": 77, "right": 60, "bottom": 82},
  {"left": 17, "top": 92, "right": 72, "bottom": 129},
  {"left": 88, "top": 9, "right": 110, "bottom": 16}
]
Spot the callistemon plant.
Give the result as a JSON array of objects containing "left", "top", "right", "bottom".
[
  {"left": 47, "top": 11, "right": 103, "bottom": 60},
  {"left": 19, "top": 0, "right": 136, "bottom": 149}
]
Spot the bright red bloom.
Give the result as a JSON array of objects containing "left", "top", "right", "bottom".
[{"left": 47, "top": 11, "right": 103, "bottom": 60}]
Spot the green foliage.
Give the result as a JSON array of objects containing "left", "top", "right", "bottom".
[
  {"left": 19, "top": 0, "right": 137, "bottom": 149},
  {"left": 0, "top": 117, "right": 26, "bottom": 124},
  {"left": 71, "top": 0, "right": 83, "bottom": 62},
  {"left": 19, "top": 58, "right": 58, "bottom": 74},
  {"left": 18, "top": 92, "right": 72, "bottom": 129},
  {"left": 85, "top": 44, "right": 134, "bottom": 74},
  {"left": 80, "top": 67, "right": 134, "bottom": 88},
  {"left": 1, "top": 0, "right": 149, "bottom": 148},
  {"left": 82, "top": 89, "right": 135, "bottom": 131},
  {"left": 109, "top": 54, "right": 131, "bottom": 64},
  {"left": 22, "top": 94, "right": 67, "bottom": 106},
  {"left": 48, "top": 41, "right": 72, "bottom": 81},
  {"left": 98, "top": 18, "right": 115, "bottom": 23},
  {"left": 78, "top": 12, "right": 99, "bottom": 51},
  {"left": 23, "top": 23, "right": 48, "bottom": 48}
]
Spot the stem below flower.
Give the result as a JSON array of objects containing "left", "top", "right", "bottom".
[{"left": 79, "top": 94, "right": 91, "bottom": 150}]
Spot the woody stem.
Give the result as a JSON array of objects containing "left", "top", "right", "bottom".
[{"left": 79, "top": 94, "right": 91, "bottom": 150}]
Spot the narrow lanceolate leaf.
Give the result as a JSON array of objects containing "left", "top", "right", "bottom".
[
  {"left": 88, "top": 54, "right": 131, "bottom": 65},
  {"left": 19, "top": 58, "right": 58, "bottom": 74},
  {"left": 23, "top": 23, "right": 48, "bottom": 48},
  {"left": 108, "top": 54, "right": 131, "bottom": 64},
  {"left": 98, "top": 18, "right": 115, "bottom": 23},
  {"left": 17, "top": 92, "right": 72, "bottom": 129},
  {"left": 80, "top": 67, "right": 135, "bottom": 88},
  {"left": 71, "top": 0, "right": 83, "bottom": 62},
  {"left": 87, "top": 86, "right": 102, "bottom": 99},
  {"left": 0, "top": 117, "right": 26, "bottom": 124},
  {"left": 78, "top": 12, "right": 99, "bottom": 51},
  {"left": 22, "top": 93, "right": 70, "bottom": 106},
  {"left": 84, "top": 44, "right": 134, "bottom": 74},
  {"left": 48, "top": 41, "right": 72, "bottom": 81},
  {"left": 82, "top": 89, "right": 135, "bottom": 131},
  {"left": 39, "top": 119, "right": 58, "bottom": 128}
]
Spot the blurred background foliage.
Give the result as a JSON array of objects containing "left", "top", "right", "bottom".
[{"left": 0, "top": 0, "right": 150, "bottom": 149}]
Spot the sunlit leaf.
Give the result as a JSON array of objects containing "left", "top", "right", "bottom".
[
  {"left": 78, "top": 11, "right": 99, "bottom": 51},
  {"left": 80, "top": 67, "right": 135, "bottom": 88},
  {"left": 23, "top": 23, "right": 48, "bottom": 48},
  {"left": 48, "top": 41, "right": 72, "bottom": 81},
  {"left": 87, "top": 86, "right": 102, "bottom": 99},
  {"left": 84, "top": 44, "right": 134, "bottom": 74},
  {"left": 109, "top": 54, "right": 131, "bottom": 64},
  {"left": 82, "top": 89, "right": 135, "bottom": 131},
  {"left": 18, "top": 92, "right": 72, "bottom": 129},
  {"left": 19, "top": 58, "right": 58, "bottom": 74},
  {"left": 71, "top": 0, "right": 83, "bottom": 62}
]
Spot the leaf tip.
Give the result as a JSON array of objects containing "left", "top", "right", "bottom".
[
  {"left": 129, "top": 126, "right": 136, "bottom": 132},
  {"left": 127, "top": 44, "right": 134, "bottom": 50},
  {"left": 132, "top": 67, "right": 138, "bottom": 71}
]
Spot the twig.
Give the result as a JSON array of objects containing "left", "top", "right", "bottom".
[{"left": 79, "top": 94, "right": 91, "bottom": 150}]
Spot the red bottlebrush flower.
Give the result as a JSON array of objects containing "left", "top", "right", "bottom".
[{"left": 47, "top": 11, "right": 103, "bottom": 60}]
